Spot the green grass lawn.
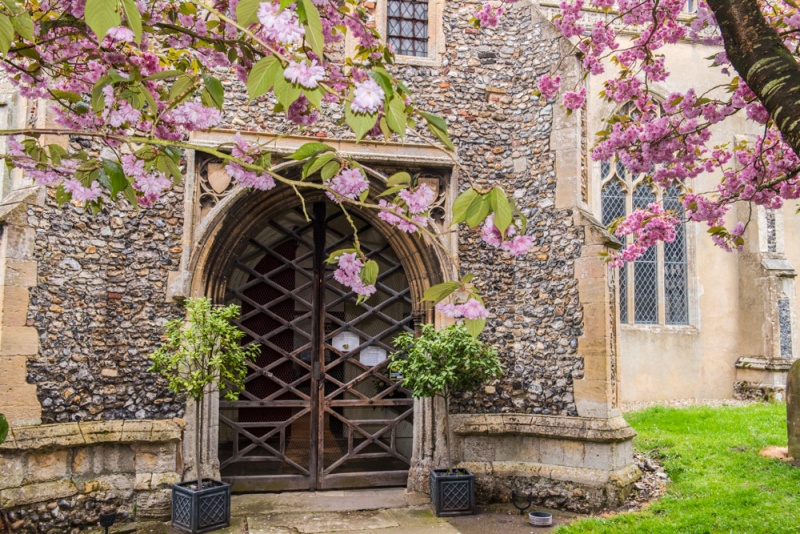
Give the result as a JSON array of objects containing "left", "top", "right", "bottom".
[{"left": 558, "top": 403, "right": 800, "bottom": 533}]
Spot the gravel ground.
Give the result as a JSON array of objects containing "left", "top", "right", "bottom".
[{"left": 621, "top": 398, "right": 760, "bottom": 413}]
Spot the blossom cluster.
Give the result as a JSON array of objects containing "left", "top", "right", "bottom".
[
  {"left": 332, "top": 253, "right": 376, "bottom": 297},
  {"left": 480, "top": 214, "right": 533, "bottom": 256},
  {"left": 377, "top": 183, "right": 436, "bottom": 233},
  {"left": 436, "top": 299, "right": 489, "bottom": 320}
]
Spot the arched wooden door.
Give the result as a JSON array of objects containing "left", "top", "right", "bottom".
[{"left": 218, "top": 201, "right": 415, "bottom": 491}]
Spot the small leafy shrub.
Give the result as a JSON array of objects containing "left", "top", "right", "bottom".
[
  {"left": 150, "top": 297, "right": 258, "bottom": 486},
  {"left": 0, "top": 412, "right": 7, "bottom": 445},
  {"left": 390, "top": 324, "right": 502, "bottom": 468}
]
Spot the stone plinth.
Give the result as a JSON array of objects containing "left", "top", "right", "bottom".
[
  {"left": 451, "top": 413, "right": 639, "bottom": 512},
  {"left": 735, "top": 357, "right": 795, "bottom": 402},
  {"left": 0, "top": 419, "right": 183, "bottom": 532}
]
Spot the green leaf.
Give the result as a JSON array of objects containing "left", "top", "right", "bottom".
[
  {"left": 452, "top": 188, "right": 478, "bottom": 225},
  {"left": 55, "top": 184, "right": 72, "bottom": 206},
  {"left": 298, "top": 0, "right": 324, "bottom": 57},
  {"left": 123, "top": 184, "right": 139, "bottom": 207},
  {"left": 203, "top": 75, "right": 225, "bottom": 110},
  {"left": 144, "top": 70, "right": 184, "bottom": 81},
  {"left": 50, "top": 90, "right": 82, "bottom": 104},
  {"left": 420, "top": 111, "right": 447, "bottom": 132},
  {"left": 325, "top": 248, "right": 358, "bottom": 264},
  {"left": 85, "top": 0, "right": 121, "bottom": 40},
  {"left": 169, "top": 75, "right": 196, "bottom": 104},
  {"left": 465, "top": 194, "right": 490, "bottom": 228},
  {"left": 320, "top": 160, "right": 340, "bottom": 181},
  {"left": 246, "top": 55, "right": 281, "bottom": 100},
  {"left": 464, "top": 318, "right": 486, "bottom": 338},
  {"left": 427, "top": 121, "right": 456, "bottom": 151},
  {"left": 288, "top": 142, "right": 334, "bottom": 160},
  {"left": 0, "top": 413, "right": 7, "bottom": 445},
  {"left": 10, "top": 11, "right": 33, "bottom": 41},
  {"left": 236, "top": 0, "right": 261, "bottom": 26},
  {"left": 379, "top": 116, "right": 391, "bottom": 139},
  {"left": 103, "top": 159, "right": 128, "bottom": 198},
  {"left": 304, "top": 87, "right": 322, "bottom": 109},
  {"left": 385, "top": 96, "right": 407, "bottom": 135},
  {"left": 273, "top": 70, "right": 301, "bottom": 109},
  {"left": 421, "top": 281, "right": 461, "bottom": 303},
  {"left": 360, "top": 259, "right": 379, "bottom": 286},
  {"left": 304, "top": 152, "right": 336, "bottom": 178},
  {"left": 345, "top": 100, "right": 378, "bottom": 140},
  {"left": 0, "top": 14, "right": 13, "bottom": 54},
  {"left": 48, "top": 144, "right": 68, "bottom": 165},
  {"left": 386, "top": 171, "right": 410, "bottom": 188},
  {"left": 121, "top": 0, "right": 142, "bottom": 43},
  {"left": 377, "top": 185, "right": 406, "bottom": 198},
  {"left": 490, "top": 187, "right": 512, "bottom": 235},
  {"left": 368, "top": 69, "right": 394, "bottom": 98}
]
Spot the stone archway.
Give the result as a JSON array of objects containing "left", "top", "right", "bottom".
[{"left": 181, "top": 158, "right": 456, "bottom": 491}]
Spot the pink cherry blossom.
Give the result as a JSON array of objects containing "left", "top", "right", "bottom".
[
  {"left": 398, "top": 183, "right": 435, "bottom": 214},
  {"left": 258, "top": 2, "right": 305, "bottom": 44},
  {"left": 456, "top": 299, "right": 489, "bottom": 320},
  {"left": 327, "top": 168, "right": 369, "bottom": 202},
  {"left": 284, "top": 60, "right": 326, "bottom": 89},
  {"left": 351, "top": 78, "right": 383, "bottom": 114}
]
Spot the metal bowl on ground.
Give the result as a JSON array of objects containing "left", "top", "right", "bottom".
[{"left": 529, "top": 511, "right": 553, "bottom": 527}]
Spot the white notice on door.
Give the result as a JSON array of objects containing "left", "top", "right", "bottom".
[
  {"left": 332, "top": 332, "right": 360, "bottom": 353},
  {"left": 360, "top": 346, "right": 387, "bottom": 367}
]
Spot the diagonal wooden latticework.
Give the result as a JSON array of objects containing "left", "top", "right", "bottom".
[{"left": 218, "top": 201, "right": 415, "bottom": 491}]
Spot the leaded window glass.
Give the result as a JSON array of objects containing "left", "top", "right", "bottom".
[
  {"left": 663, "top": 185, "right": 688, "bottom": 324},
  {"left": 599, "top": 111, "right": 690, "bottom": 326},
  {"left": 387, "top": 0, "right": 428, "bottom": 57},
  {"left": 632, "top": 183, "right": 658, "bottom": 324}
]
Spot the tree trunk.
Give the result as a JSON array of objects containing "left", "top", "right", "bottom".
[
  {"left": 707, "top": 0, "right": 800, "bottom": 156},
  {"left": 195, "top": 399, "right": 202, "bottom": 488}
]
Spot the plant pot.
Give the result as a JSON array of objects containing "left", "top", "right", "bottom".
[
  {"left": 171, "top": 478, "right": 231, "bottom": 534},
  {"left": 429, "top": 468, "right": 475, "bottom": 517}
]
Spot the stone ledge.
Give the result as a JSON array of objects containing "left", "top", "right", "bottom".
[
  {"left": 451, "top": 413, "right": 636, "bottom": 443},
  {"left": 735, "top": 356, "right": 795, "bottom": 372},
  {"left": 461, "top": 460, "right": 641, "bottom": 489},
  {"left": 0, "top": 479, "right": 78, "bottom": 507},
  {"left": 1, "top": 419, "right": 184, "bottom": 451}
]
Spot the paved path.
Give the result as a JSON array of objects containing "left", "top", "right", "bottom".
[{"left": 95, "top": 488, "right": 577, "bottom": 533}]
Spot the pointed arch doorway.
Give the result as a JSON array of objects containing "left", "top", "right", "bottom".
[{"left": 217, "top": 200, "right": 416, "bottom": 491}]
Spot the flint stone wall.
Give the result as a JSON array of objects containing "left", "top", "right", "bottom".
[
  {"left": 0, "top": 419, "right": 182, "bottom": 533},
  {"left": 25, "top": 189, "right": 185, "bottom": 423},
  {"left": 215, "top": 0, "right": 584, "bottom": 416}
]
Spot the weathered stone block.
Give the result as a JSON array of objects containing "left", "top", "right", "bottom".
[
  {"left": 71, "top": 444, "right": 135, "bottom": 476},
  {"left": 0, "top": 326, "right": 38, "bottom": 356},
  {"left": 0, "top": 286, "right": 31, "bottom": 326},
  {"left": 150, "top": 472, "right": 180, "bottom": 488},
  {"left": 0, "top": 480, "right": 77, "bottom": 507},
  {"left": 79, "top": 420, "right": 124, "bottom": 444},
  {"left": 0, "top": 454, "right": 23, "bottom": 490},
  {"left": 3, "top": 260, "right": 37, "bottom": 287},
  {"left": 133, "top": 443, "right": 177, "bottom": 473},
  {"left": 135, "top": 489, "right": 172, "bottom": 520},
  {"left": 8, "top": 423, "right": 83, "bottom": 450},
  {"left": 24, "top": 450, "right": 68, "bottom": 483}
]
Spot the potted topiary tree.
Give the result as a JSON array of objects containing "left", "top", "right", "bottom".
[
  {"left": 389, "top": 324, "right": 502, "bottom": 517},
  {"left": 150, "top": 297, "right": 258, "bottom": 534}
]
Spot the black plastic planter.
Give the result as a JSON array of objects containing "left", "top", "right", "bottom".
[
  {"left": 429, "top": 468, "right": 475, "bottom": 517},
  {"left": 171, "top": 479, "right": 231, "bottom": 534}
]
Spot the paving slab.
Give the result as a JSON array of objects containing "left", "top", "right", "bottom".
[
  {"left": 247, "top": 510, "right": 399, "bottom": 533},
  {"left": 231, "top": 488, "right": 429, "bottom": 515}
]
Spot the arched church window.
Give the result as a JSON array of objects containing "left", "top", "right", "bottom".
[
  {"left": 387, "top": 0, "right": 429, "bottom": 57},
  {"left": 600, "top": 103, "right": 690, "bottom": 326}
]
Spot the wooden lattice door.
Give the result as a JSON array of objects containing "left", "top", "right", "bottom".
[{"left": 218, "top": 202, "right": 415, "bottom": 491}]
